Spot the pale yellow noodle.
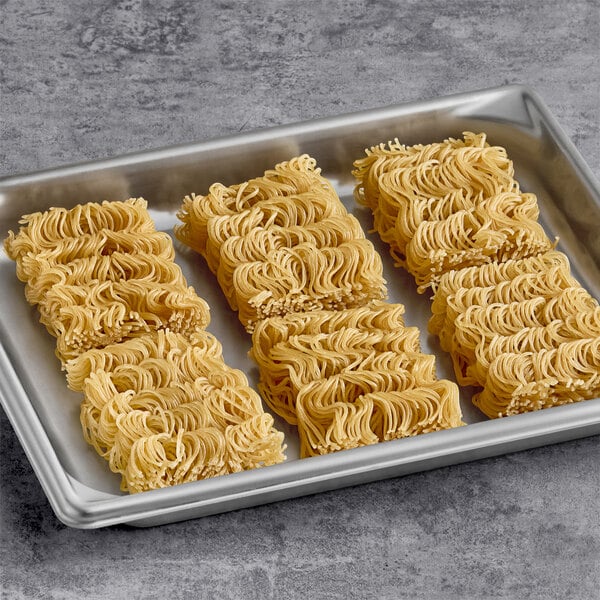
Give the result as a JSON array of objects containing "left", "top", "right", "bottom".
[
  {"left": 44, "top": 281, "right": 210, "bottom": 363},
  {"left": 474, "top": 337, "right": 600, "bottom": 418},
  {"left": 12, "top": 229, "right": 175, "bottom": 284},
  {"left": 175, "top": 155, "right": 337, "bottom": 255},
  {"left": 24, "top": 252, "right": 188, "bottom": 306},
  {"left": 5, "top": 199, "right": 286, "bottom": 492},
  {"left": 3, "top": 198, "right": 154, "bottom": 261},
  {"left": 250, "top": 301, "right": 407, "bottom": 364},
  {"left": 403, "top": 194, "right": 553, "bottom": 291},
  {"left": 232, "top": 239, "right": 386, "bottom": 330},
  {"left": 203, "top": 193, "right": 348, "bottom": 272},
  {"left": 430, "top": 250, "right": 572, "bottom": 332},
  {"left": 296, "top": 376, "right": 462, "bottom": 457},
  {"left": 431, "top": 268, "right": 587, "bottom": 343},
  {"left": 215, "top": 215, "right": 366, "bottom": 305},
  {"left": 256, "top": 327, "right": 431, "bottom": 424},
  {"left": 66, "top": 329, "right": 223, "bottom": 391},
  {"left": 353, "top": 132, "right": 517, "bottom": 250},
  {"left": 468, "top": 307, "right": 600, "bottom": 385}
]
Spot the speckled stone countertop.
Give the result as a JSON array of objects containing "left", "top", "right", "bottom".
[{"left": 1, "top": 2, "right": 599, "bottom": 599}]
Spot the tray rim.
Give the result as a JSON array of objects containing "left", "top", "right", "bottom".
[{"left": 1, "top": 83, "right": 599, "bottom": 528}]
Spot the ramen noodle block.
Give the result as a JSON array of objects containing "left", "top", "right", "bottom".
[
  {"left": 73, "top": 330, "right": 285, "bottom": 493},
  {"left": 431, "top": 254, "right": 600, "bottom": 417},
  {"left": 176, "top": 155, "right": 387, "bottom": 331},
  {"left": 251, "top": 303, "right": 463, "bottom": 457}
]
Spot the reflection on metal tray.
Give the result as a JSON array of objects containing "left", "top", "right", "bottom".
[{"left": 1, "top": 84, "right": 599, "bottom": 528}]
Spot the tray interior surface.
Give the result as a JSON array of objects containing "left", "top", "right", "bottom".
[{"left": 1, "top": 85, "right": 599, "bottom": 525}]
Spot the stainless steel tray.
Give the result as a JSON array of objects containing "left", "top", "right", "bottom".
[{"left": 1, "top": 84, "right": 599, "bottom": 529}]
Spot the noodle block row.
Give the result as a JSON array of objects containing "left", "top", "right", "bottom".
[
  {"left": 353, "top": 133, "right": 600, "bottom": 418},
  {"left": 177, "top": 157, "right": 463, "bottom": 458},
  {"left": 175, "top": 155, "right": 387, "bottom": 331},
  {"left": 4, "top": 198, "right": 285, "bottom": 492}
]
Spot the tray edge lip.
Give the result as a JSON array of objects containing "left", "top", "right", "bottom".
[
  {"left": 0, "top": 339, "right": 88, "bottom": 528},
  {"left": 520, "top": 86, "right": 600, "bottom": 201}
]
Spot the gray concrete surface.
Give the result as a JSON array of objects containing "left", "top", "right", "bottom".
[{"left": 1, "top": 1, "right": 599, "bottom": 598}]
